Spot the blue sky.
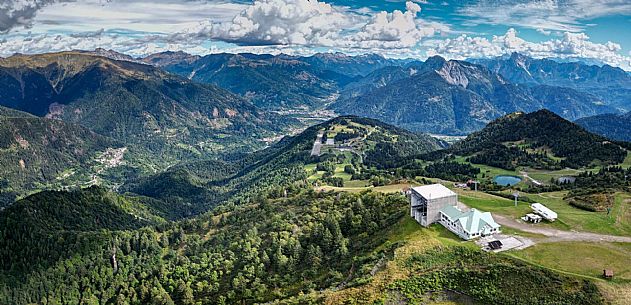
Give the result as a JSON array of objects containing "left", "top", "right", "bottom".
[{"left": 1, "top": 0, "right": 631, "bottom": 69}]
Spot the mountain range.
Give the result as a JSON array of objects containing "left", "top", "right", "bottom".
[
  {"left": 0, "top": 52, "right": 293, "bottom": 166},
  {"left": 150, "top": 52, "right": 404, "bottom": 109},
  {"left": 474, "top": 53, "right": 631, "bottom": 111},
  {"left": 60, "top": 50, "right": 630, "bottom": 136},
  {"left": 331, "top": 56, "right": 615, "bottom": 134},
  {"left": 2, "top": 50, "right": 631, "bottom": 201}
]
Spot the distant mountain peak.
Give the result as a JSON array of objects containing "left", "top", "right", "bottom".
[
  {"left": 424, "top": 55, "right": 447, "bottom": 68},
  {"left": 141, "top": 51, "right": 201, "bottom": 67},
  {"left": 508, "top": 52, "right": 528, "bottom": 61}
]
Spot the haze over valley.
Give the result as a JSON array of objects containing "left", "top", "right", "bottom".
[{"left": 2, "top": 1, "right": 631, "bottom": 304}]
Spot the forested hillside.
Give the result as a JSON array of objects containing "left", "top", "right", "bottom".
[
  {"left": 0, "top": 52, "right": 293, "bottom": 169},
  {"left": 0, "top": 186, "right": 603, "bottom": 305},
  {"left": 123, "top": 116, "right": 444, "bottom": 215},
  {"left": 451, "top": 110, "right": 627, "bottom": 170},
  {"left": 0, "top": 110, "right": 121, "bottom": 205},
  {"left": 0, "top": 187, "right": 164, "bottom": 275},
  {"left": 576, "top": 111, "right": 631, "bottom": 142}
]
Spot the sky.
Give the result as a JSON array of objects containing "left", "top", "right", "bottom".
[{"left": 1, "top": 0, "right": 631, "bottom": 69}]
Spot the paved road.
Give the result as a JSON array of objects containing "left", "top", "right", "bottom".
[
  {"left": 493, "top": 214, "right": 631, "bottom": 243},
  {"left": 310, "top": 132, "right": 323, "bottom": 156}
]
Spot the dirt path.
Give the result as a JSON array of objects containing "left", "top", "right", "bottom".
[
  {"left": 493, "top": 214, "right": 631, "bottom": 243},
  {"left": 520, "top": 171, "right": 542, "bottom": 186}
]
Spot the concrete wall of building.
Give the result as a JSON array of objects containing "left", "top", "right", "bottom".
[
  {"left": 424, "top": 195, "right": 457, "bottom": 226},
  {"left": 410, "top": 188, "right": 458, "bottom": 227}
]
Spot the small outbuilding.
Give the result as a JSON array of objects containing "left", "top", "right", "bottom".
[
  {"left": 522, "top": 213, "right": 542, "bottom": 223},
  {"left": 603, "top": 269, "right": 614, "bottom": 279},
  {"left": 531, "top": 203, "right": 558, "bottom": 221}
]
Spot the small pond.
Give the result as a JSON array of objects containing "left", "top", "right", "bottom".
[
  {"left": 558, "top": 176, "right": 576, "bottom": 184},
  {"left": 493, "top": 175, "right": 522, "bottom": 186}
]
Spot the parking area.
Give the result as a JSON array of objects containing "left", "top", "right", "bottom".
[{"left": 476, "top": 234, "right": 535, "bottom": 253}]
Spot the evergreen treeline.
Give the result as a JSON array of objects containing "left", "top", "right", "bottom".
[
  {"left": 453, "top": 110, "right": 627, "bottom": 169},
  {"left": 0, "top": 188, "right": 406, "bottom": 305}
]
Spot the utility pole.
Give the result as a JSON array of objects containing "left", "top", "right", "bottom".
[{"left": 513, "top": 191, "right": 519, "bottom": 207}]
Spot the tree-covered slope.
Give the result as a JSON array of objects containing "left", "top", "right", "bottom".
[
  {"left": 0, "top": 105, "right": 34, "bottom": 118},
  {"left": 0, "top": 187, "right": 160, "bottom": 232},
  {"left": 0, "top": 187, "right": 604, "bottom": 305},
  {"left": 0, "top": 52, "right": 291, "bottom": 168},
  {"left": 0, "top": 187, "right": 164, "bottom": 275},
  {"left": 0, "top": 111, "right": 121, "bottom": 205},
  {"left": 451, "top": 109, "right": 628, "bottom": 169},
  {"left": 576, "top": 111, "right": 631, "bottom": 142},
  {"left": 123, "top": 116, "right": 445, "bottom": 213}
]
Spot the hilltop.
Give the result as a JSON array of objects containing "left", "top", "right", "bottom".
[{"left": 451, "top": 109, "right": 628, "bottom": 170}]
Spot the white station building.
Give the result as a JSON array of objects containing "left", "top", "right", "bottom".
[
  {"left": 410, "top": 184, "right": 458, "bottom": 227},
  {"left": 439, "top": 206, "right": 501, "bottom": 240},
  {"left": 410, "top": 184, "right": 501, "bottom": 240}
]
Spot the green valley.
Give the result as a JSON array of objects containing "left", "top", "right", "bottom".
[{"left": 1, "top": 47, "right": 631, "bottom": 305}]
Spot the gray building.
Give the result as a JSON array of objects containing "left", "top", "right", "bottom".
[{"left": 410, "top": 184, "right": 458, "bottom": 227}]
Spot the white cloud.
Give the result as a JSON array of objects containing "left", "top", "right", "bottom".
[
  {"left": 31, "top": 0, "right": 246, "bottom": 34},
  {"left": 346, "top": 1, "right": 435, "bottom": 49},
  {"left": 427, "top": 28, "right": 631, "bottom": 70},
  {"left": 209, "top": 0, "right": 353, "bottom": 46},
  {"left": 459, "top": 0, "right": 631, "bottom": 32},
  {"left": 0, "top": 0, "right": 69, "bottom": 33},
  {"left": 206, "top": 0, "right": 436, "bottom": 50},
  {"left": 0, "top": 30, "right": 217, "bottom": 57},
  {"left": 1, "top": 0, "right": 629, "bottom": 72}
]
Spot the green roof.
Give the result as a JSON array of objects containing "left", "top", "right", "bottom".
[
  {"left": 439, "top": 206, "right": 500, "bottom": 234},
  {"left": 440, "top": 205, "right": 464, "bottom": 220}
]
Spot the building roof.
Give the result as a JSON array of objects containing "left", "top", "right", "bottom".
[
  {"left": 441, "top": 205, "right": 464, "bottom": 219},
  {"left": 531, "top": 203, "right": 558, "bottom": 220},
  {"left": 440, "top": 206, "right": 501, "bottom": 234},
  {"left": 411, "top": 184, "right": 456, "bottom": 200}
]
